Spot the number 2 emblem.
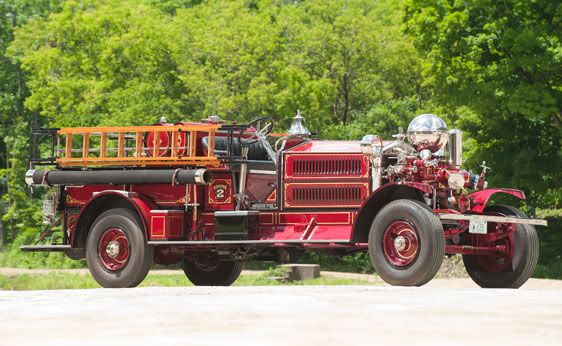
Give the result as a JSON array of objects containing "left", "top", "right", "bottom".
[
  {"left": 209, "top": 179, "right": 232, "bottom": 205},
  {"left": 213, "top": 184, "right": 227, "bottom": 201},
  {"left": 215, "top": 188, "right": 225, "bottom": 199}
]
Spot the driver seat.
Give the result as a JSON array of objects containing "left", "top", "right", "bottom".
[{"left": 202, "top": 136, "right": 271, "bottom": 161}]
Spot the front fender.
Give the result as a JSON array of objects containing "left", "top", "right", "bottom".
[
  {"left": 467, "top": 188, "right": 526, "bottom": 213},
  {"left": 351, "top": 182, "right": 431, "bottom": 242}
]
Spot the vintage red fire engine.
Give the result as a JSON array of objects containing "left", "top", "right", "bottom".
[{"left": 24, "top": 113, "right": 546, "bottom": 288}]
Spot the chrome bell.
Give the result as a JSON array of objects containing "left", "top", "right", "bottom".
[
  {"left": 407, "top": 114, "right": 449, "bottom": 153},
  {"left": 287, "top": 110, "right": 311, "bottom": 137}
]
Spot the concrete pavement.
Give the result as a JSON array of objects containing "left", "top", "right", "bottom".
[{"left": 0, "top": 285, "right": 561, "bottom": 345}]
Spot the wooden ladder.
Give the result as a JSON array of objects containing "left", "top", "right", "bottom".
[{"left": 56, "top": 124, "right": 220, "bottom": 168}]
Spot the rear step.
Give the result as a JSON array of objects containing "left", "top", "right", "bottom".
[{"left": 20, "top": 245, "right": 71, "bottom": 252}]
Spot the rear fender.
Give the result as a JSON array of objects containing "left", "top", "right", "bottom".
[
  {"left": 72, "top": 190, "right": 155, "bottom": 247},
  {"left": 467, "top": 188, "right": 526, "bottom": 213},
  {"left": 351, "top": 182, "right": 431, "bottom": 243}
]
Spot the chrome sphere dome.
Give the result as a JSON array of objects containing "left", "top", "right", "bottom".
[{"left": 407, "top": 114, "right": 448, "bottom": 153}]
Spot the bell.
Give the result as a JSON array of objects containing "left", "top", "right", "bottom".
[{"left": 287, "top": 110, "right": 311, "bottom": 137}]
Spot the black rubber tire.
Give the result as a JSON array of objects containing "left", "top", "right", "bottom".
[
  {"left": 462, "top": 205, "right": 539, "bottom": 289},
  {"left": 86, "top": 208, "right": 153, "bottom": 288},
  {"left": 182, "top": 256, "right": 244, "bottom": 286},
  {"left": 368, "top": 199, "right": 445, "bottom": 286}
]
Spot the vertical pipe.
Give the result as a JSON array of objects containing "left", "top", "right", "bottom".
[
  {"left": 371, "top": 156, "right": 382, "bottom": 192},
  {"left": 237, "top": 147, "right": 249, "bottom": 210},
  {"left": 448, "top": 129, "right": 462, "bottom": 168}
]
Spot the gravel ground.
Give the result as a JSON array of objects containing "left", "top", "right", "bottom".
[{"left": 0, "top": 285, "right": 561, "bottom": 346}]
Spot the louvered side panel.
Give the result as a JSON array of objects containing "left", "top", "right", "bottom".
[
  {"left": 284, "top": 183, "right": 369, "bottom": 208},
  {"left": 284, "top": 153, "right": 369, "bottom": 179}
]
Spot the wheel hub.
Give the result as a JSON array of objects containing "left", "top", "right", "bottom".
[
  {"left": 105, "top": 241, "right": 120, "bottom": 258},
  {"left": 383, "top": 221, "right": 419, "bottom": 267},
  {"left": 393, "top": 236, "right": 407, "bottom": 252},
  {"left": 98, "top": 228, "right": 130, "bottom": 271}
]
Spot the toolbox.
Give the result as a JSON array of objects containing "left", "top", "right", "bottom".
[{"left": 214, "top": 210, "right": 259, "bottom": 240}]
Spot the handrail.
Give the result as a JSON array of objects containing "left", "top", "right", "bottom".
[{"left": 57, "top": 124, "right": 220, "bottom": 134}]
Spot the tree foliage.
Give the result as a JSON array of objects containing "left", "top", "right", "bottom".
[
  {"left": 9, "top": 0, "right": 421, "bottom": 129},
  {"left": 404, "top": 0, "right": 562, "bottom": 201}
]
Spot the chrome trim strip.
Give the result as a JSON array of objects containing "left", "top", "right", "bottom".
[
  {"left": 438, "top": 213, "right": 548, "bottom": 226},
  {"left": 248, "top": 169, "right": 277, "bottom": 175}
]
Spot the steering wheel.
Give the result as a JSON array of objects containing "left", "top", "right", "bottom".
[{"left": 238, "top": 116, "right": 274, "bottom": 146}]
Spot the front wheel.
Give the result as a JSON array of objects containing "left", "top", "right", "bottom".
[
  {"left": 368, "top": 199, "right": 445, "bottom": 286},
  {"left": 182, "top": 253, "right": 243, "bottom": 286},
  {"left": 462, "top": 205, "right": 539, "bottom": 288}
]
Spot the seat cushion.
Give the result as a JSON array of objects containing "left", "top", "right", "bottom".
[{"left": 203, "top": 136, "right": 271, "bottom": 161}]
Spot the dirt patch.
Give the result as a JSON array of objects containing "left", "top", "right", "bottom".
[{"left": 435, "top": 255, "right": 469, "bottom": 279}]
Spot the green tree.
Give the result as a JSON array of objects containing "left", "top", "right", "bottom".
[
  {"left": 169, "top": 0, "right": 423, "bottom": 129},
  {"left": 0, "top": 0, "right": 62, "bottom": 247},
  {"left": 404, "top": 0, "right": 562, "bottom": 206},
  {"left": 9, "top": 0, "right": 186, "bottom": 128}
]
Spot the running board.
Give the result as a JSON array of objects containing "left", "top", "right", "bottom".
[
  {"left": 438, "top": 214, "right": 548, "bottom": 226},
  {"left": 20, "top": 244, "right": 71, "bottom": 252},
  {"left": 147, "top": 239, "right": 353, "bottom": 246}
]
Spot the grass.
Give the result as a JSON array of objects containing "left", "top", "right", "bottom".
[{"left": 0, "top": 270, "right": 375, "bottom": 291}]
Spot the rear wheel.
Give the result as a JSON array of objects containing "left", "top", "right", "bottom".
[
  {"left": 368, "top": 199, "right": 445, "bottom": 286},
  {"left": 86, "top": 208, "right": 153, "bottom": 288},
  {"left": 182, "top": 253, "right": 243, "bottom": 286},
  {"left": 462, "top": 205, "right": 539, "bottom": 288}
]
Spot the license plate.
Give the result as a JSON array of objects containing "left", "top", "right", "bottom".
[{"left": 469, "top": 220, "right": 487, "bottom": 234}]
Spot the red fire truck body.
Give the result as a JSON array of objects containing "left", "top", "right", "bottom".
[{"left": 24, "top": 114, "right": 546, "bottom": 288}]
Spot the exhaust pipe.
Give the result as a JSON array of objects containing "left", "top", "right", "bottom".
[
  {"left": 448, "top": 129, "right": 462, "bottom": 168},
  {"left": 26, "top": 168, "right": 211, "bottom": 186}
]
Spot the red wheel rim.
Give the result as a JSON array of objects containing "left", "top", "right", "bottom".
[
  {"left": 382, "top": 221, "right": 419, "bottom": 267},
  {"left": 98, "top": 228, "right": 130, "bottom": 271},
  {"left": 190, "top": 253, "right": 220, "bottom": 272},
  {"left": 475, "top": 249, "right": 512, "bottom": 272},
  {"left": 473, "top": 218, "right": 514, "bottom": 272}
]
